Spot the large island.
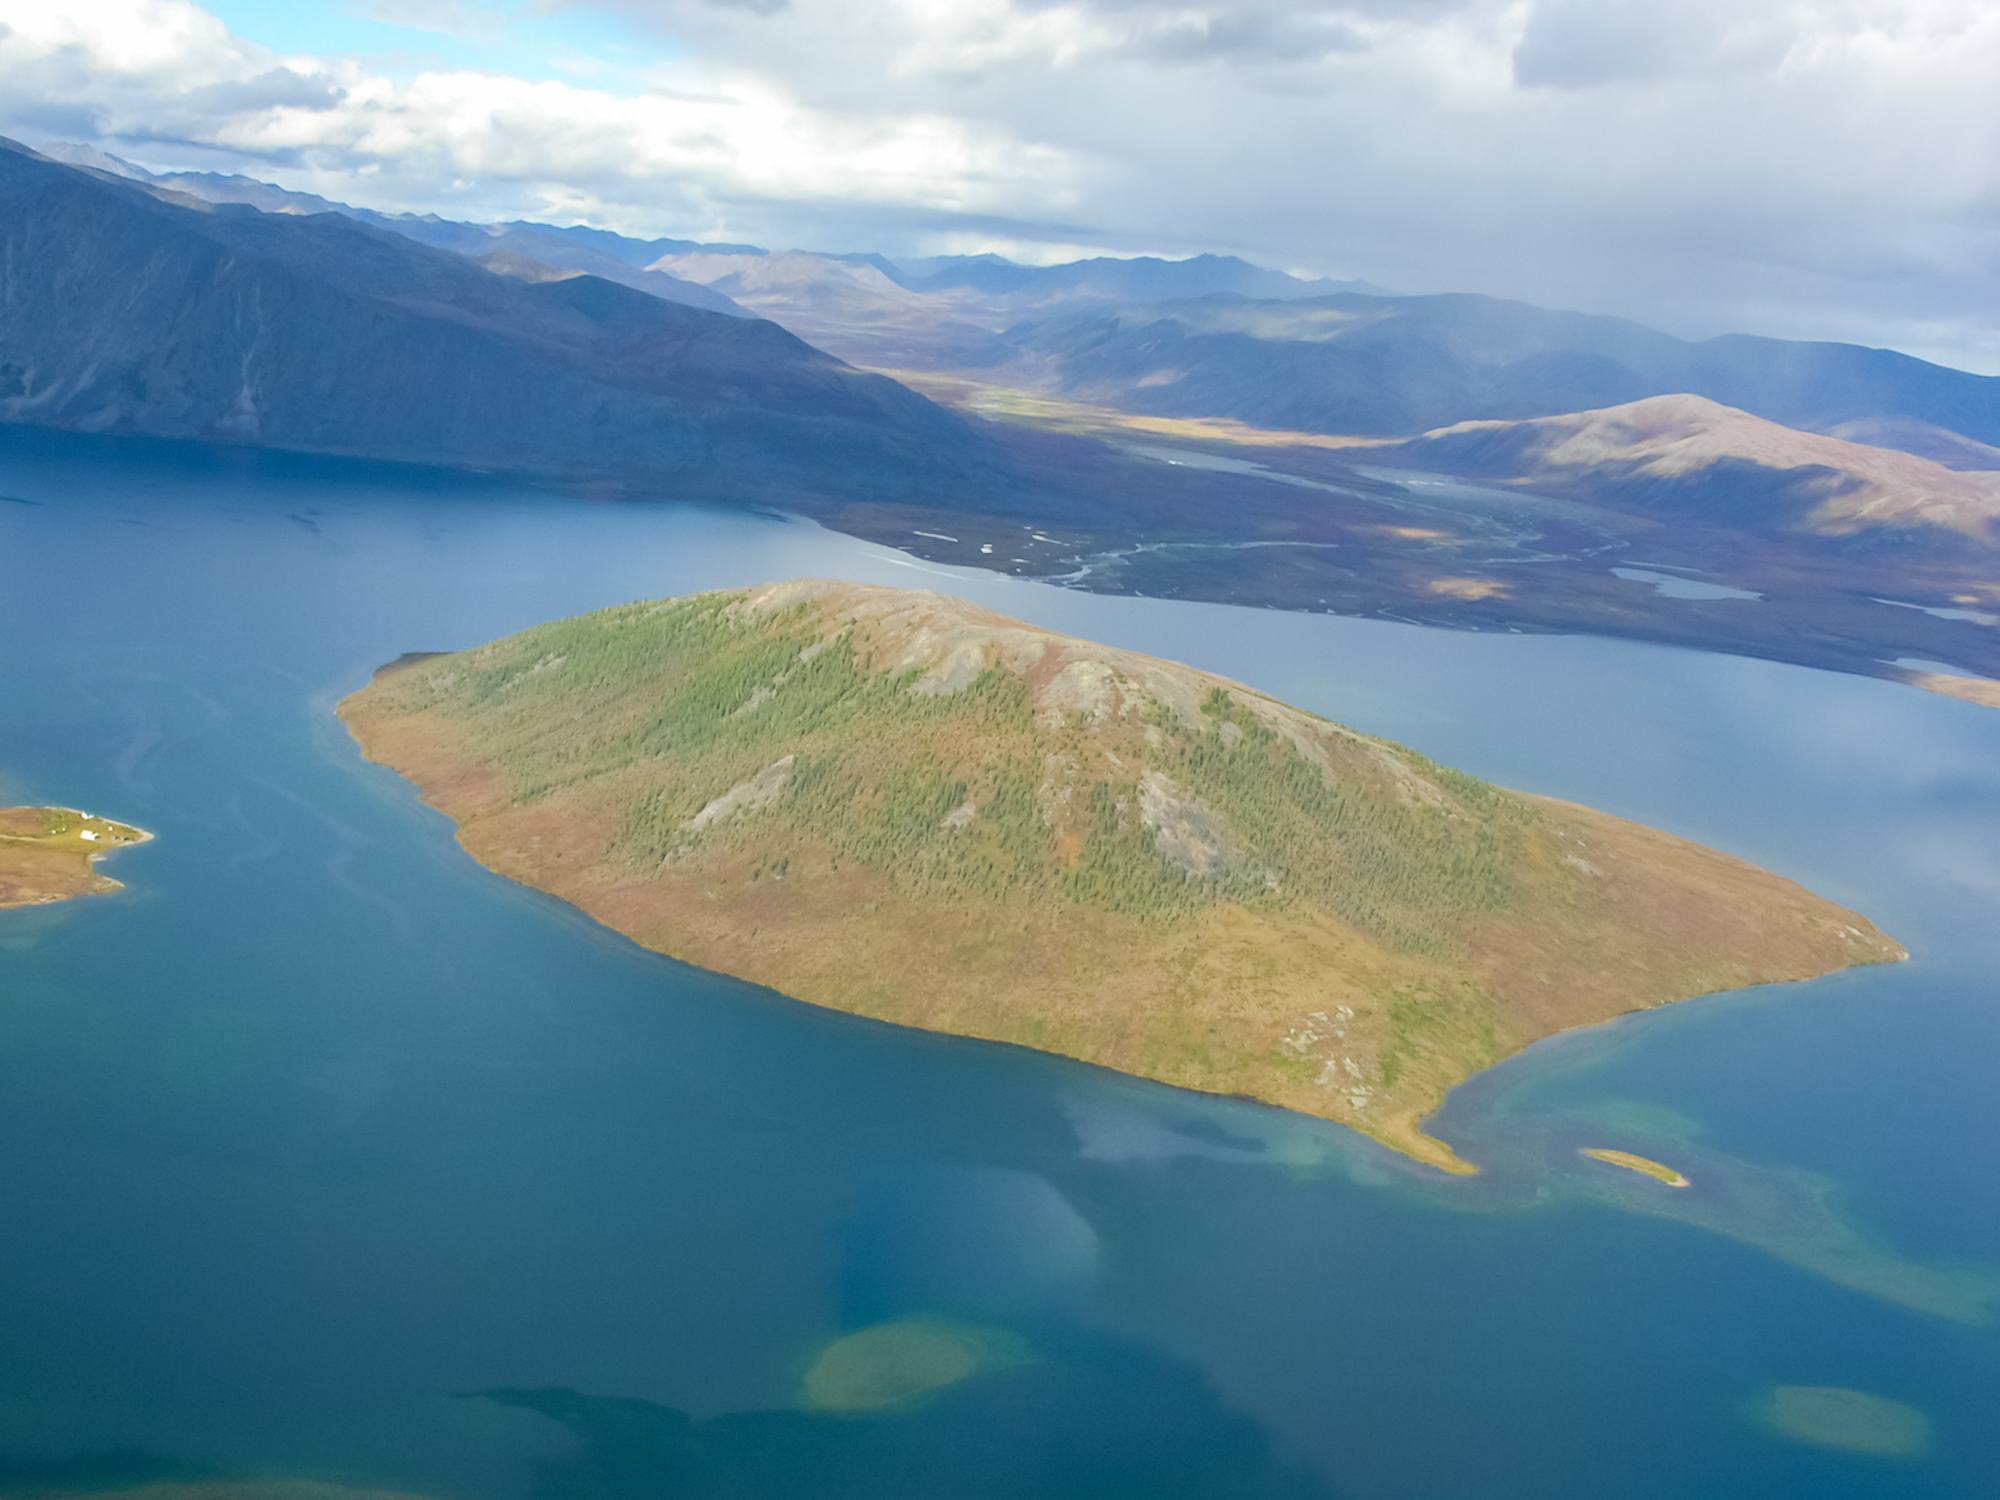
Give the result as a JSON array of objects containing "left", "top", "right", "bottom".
[{"left": 340, "top": 581, "right": 1901, "bottom": 1170}]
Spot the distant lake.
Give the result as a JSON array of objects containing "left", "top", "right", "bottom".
[
  {"left": 1611, "top": 565, "right": 1765, "bottom": 601},
  {"left": 3, "top": 427, "right": 1997, "bottom": 1500}
]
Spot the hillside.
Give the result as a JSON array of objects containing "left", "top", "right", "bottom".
[
  {"left": 1823, "top": 417, "right": 2000, "bottom": 472},
  {"left": 886, "top": 251, "right": 1375, "bottom": 301},
  {"left": 35, "top": 141, "right": 748, "bottom": 315},
  {"left": 647, "top": 250, "right": 1377, "bottom": 367},
  {"left": 646, "top": 249, "right": 1006, "bottom": 366},
  {"left": 985, "top": 293, "right": 2000, "bottom": 445},
  {"left": 0, "top": 139, "right": 987, "bottom": 503},
  {"left": 1389, "top": 395, "right": 2000, "bottom": 544},
  {"left": 340, "top": 581, "right": 1899, "bottom": 1169}
]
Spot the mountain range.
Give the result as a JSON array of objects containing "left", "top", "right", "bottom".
[
  {"left": 39, "top": 139, "right": 2000, "bottom": 468},
  {"left": 35, "top": 141, "right": 752, "bottom": 316},
  {"left": 0, "top": 138, "right": 987, "bottom": 504},
  {"left": 36, "top": 144, "right": 1375, "bottom": 370},
  {"left": 7, "top": 137, "right": 1997, "bottom": 694},
  {"left": 977, "top": 294, "right": 2000, "bottom": 449}
]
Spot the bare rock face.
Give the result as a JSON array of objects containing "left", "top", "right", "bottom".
[
  {"left": 687, "top": 756, "right": 796, "bottom": 834},
  {"left": 1137, "top": 771, "right": 1239, "bottom": 876}
]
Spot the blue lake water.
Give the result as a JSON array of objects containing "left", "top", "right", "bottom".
[{"left": 3, "top": 427, "right": 1997, "bottom": 1499}]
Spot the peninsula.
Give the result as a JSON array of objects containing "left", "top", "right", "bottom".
[
  {"left": 339, "top": 581, "right": 1901, "bottom": 1169},
  {"left": 0, "top": 806, "right": 152, "bottom": 908}
]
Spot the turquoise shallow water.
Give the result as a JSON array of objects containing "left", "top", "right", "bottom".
[{"left": 2, "top": 427, "right": 1997, "bottom": 1499}]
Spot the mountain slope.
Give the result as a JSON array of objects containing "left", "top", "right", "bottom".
[
  {"left": 1824, "top": 417, "right": 2000, "bottom": 472},
  {"left": 988, "top": 292, "right": 2000, "bottom": 445},
  {"left": 341, "top": 581, "right": 1898, "bottom": 1169},
  {"left": 646, "top": 248, "right": 1007, "bottom": 366},
  {"left": 887, "top": 251, "right": 1381, "bottom": 301},
  {"left": 0, "top": 139, "right": 989, "bottom": 502},
  {"left": 35, "top": 142, "right": 747, "bottom": 315},
  {"left": 649, "top": 249, "right": 1392, "bottom": 368},
  {"left": 1390, "top": 395, "right": 2000, "bottom": 543}
]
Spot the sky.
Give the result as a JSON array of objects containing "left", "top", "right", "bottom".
[{"left": 2, "top": 0, "right": 1998, "bottom": 372}]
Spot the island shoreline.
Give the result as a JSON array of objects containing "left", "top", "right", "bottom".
[{"left": 336, "top": 586, "right": 1903, "bottom": 1174}]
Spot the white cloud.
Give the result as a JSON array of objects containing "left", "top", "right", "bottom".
[{"left": 0, "top": 0, "right": 1076, "bottom": 232}]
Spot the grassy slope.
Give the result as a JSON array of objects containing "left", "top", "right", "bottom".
[
  {"left": 1393, "top": 394, "right": 2000, "bottom": 541},
  {"left": 340, "top": 582, "right": 1900, "bottom": 1170},
  {"left": 0, "top": 806, "right": 150, "bottom": 908}
]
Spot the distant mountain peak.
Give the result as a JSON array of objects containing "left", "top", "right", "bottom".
[{"left": 34, "top": 140, "right": 153, "bottom": 181}]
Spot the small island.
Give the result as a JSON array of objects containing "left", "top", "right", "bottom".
[
  {"left": 0, "top": 805, "right": 152, "bottom": 909},
  {"left": 341, "top": 581, "right": 1902, "bottom": 1171},
  {"left": 1581, "top": 1148, "right": 1692, "bottom": 1188}
]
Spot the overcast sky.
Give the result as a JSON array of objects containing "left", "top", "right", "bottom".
[{"left": 4, "top": 0, "right": 1998, "bottom": 371}]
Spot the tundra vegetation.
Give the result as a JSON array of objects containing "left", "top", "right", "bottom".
[
  {"left": 340, "top": 582, "right": 1900, "bottom": 1169},
  {"left": 0, "top": 805, "right": 150, "bottom": 909}
]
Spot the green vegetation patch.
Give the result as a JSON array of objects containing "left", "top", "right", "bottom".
[{"left": 369, "top": 592, "right": 1534, "bottom": 945}]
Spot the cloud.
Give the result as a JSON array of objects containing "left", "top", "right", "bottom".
[
  {"left": 2, "top": 0, "right": 1998, "bottom": 372},
  {"left": 0, "top": 0, "right": 1075, "bottom": 234},
  {"left": 182, "top": 65, "right": 348, "bottom": 115},
  {"left": 1512, "top": 0, "right": 1799, "bottom": 89},
  {"left": 363, "top": 0, "right": 492, "bottom": 29}
]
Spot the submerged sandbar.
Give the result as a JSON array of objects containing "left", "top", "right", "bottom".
[{"left": 1751, "top": 1385, "right": 1932, "bottom": 1458}]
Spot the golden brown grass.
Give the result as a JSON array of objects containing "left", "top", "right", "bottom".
[
  {"left": 880, "top": 369, "right": 1394, "bottom": 454},
  {"left": 1912, "top": 670, "right": 2000, "bottom": 710},
  {"left": 1426, "top": 577, "right": 1512, "bottom": 602},
  {"left": 1418, "top": 394, "right": 2000, "bottom": 540},
  {"left": 0, "top": 805, "right": 151, "bottom": 909}
]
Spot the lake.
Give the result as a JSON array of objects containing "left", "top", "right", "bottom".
[{"left": 3, "top": 427, "right": 1996, "bottom": 1499}]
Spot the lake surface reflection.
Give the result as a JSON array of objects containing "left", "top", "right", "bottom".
[{"left": 3, "top": 429, "right": 1996, "bottom": 1499}]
